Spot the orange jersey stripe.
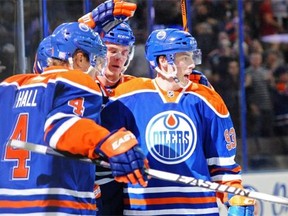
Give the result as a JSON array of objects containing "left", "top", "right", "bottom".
[
  {"left": 0, "top": 199, "right": 96, "bottom": 210},
  {"left": 113, "top": 78, "right": 229, "bottom": 115},
  {"left": 113, "top": 77, "right": 155, "bottom": 98},
  {"left": 187, "top": 83, "right": 229, "bottom": 115},
  {"left": 4, "top": 67, "right": 101, "bottom": 94},
  {"left": 210, "top": 165, "right": 242, "bottom": 175},
  {"left": 124, "top": 196, "right": 217, "bottom": 206}
]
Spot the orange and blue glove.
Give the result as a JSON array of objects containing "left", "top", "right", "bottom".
[
  {"left": 78, "top": 0, "right": 137, "bottom": 34},
  {"left": 190, "top": 70, "right": 214, "bottom": 89},
  {"left": 226, "top": 192, "right": 256, "bottom": 216},
  {"left": 95, "top": 127, "right": 148, "bottom": 187}
]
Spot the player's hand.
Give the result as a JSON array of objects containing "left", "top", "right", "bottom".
[
  {"left": 227, "top": 195, "right": 255, "bottom": 216},
  {"left": 95, "top": 127, "right": 148, "bottom": 187},
  {"left": 78, "top": 0, "right": 137, "bottom": 34}
]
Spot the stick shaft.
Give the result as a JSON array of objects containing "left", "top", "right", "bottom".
[
  {"left": 8, "top": 139, "right": 288, "bottom": 205},
  {"left": 181, "top": 0, "right": 188, "bottom": 32}
]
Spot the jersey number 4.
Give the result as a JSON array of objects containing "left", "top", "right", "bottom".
[{"left": 4, "top": 114, "right": 30, "bottom": 180}]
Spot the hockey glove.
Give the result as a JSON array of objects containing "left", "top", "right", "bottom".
[
  {"left": 226, "top": 193, "right": 256, "bottom": 216},
  {"left": 190, "top": 70, "right": 214, "bottom": 89},
  {"left": 78, "top": 0, "right": 137, "bottom": 34},
  {"left": 95, "top": 127, "right": 148, "bottom": 187}
]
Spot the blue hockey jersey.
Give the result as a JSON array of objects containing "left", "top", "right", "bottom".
[
  {"left": 0, "top": 66, "right": 110, "bottom": 215},
  {"left": 100, "top": 77, "right": 242, "bottom": 216}
]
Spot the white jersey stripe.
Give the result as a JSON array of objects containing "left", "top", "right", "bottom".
[
  {"left": 49, "top": 117, "right": 80, "bottom": 148},
  {"left": 124, "top": 186, "right": 212, "bottom": 194},
  {"left": 124, "top": 207, "right": 219, "bottom": 215},
  {"left": 0, "top": 187, "right": 95, "bottom": 199},
  {"left": 206, "top": 155, "right": 236, "bottom": 166}
]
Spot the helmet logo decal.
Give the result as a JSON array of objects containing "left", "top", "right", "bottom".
[
  {"left": 145, "top": 111, "right": 197, "bottom": 164},
  {"left": 119, "top": 23, "right": 128, "bottom": 28},
  {"left": 156, "top": 30, "right": 167, "bottom": 40},
  {"left": 79, "top": 23, "right": 89, "bottom": 32}
]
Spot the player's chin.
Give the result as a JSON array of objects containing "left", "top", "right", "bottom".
[{"left": 110, "top": 66, "right": 122, "bottom": 74}]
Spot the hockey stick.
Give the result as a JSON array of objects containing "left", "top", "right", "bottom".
[
  {"left": 181, "top": 0, "right": 188, "bottom": 32},
  {"left": 8, "top": 139, "right": 288, "bottom": 206}
]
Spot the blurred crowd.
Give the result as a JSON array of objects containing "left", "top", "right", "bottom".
[{"left": 0, "top": 0, "right": 288, "bottom": 140}]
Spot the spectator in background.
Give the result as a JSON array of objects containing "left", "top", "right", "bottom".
[
  {"left": 271, "top": 0, "right": 288, "bottom": 32},
  {"left": 263, "top": 49, "right": 284, "bottom": 79},
  {"left": 245, "top": 52, "right": 274, "bottom": 138},
  {"left": 218, "top": 59, "right": 241, "bottom": 135},
  {"left": 194, "top": 22, "right": 217, "bottom": 67},
  {"left": 244, "top": 0, "right": 261, "bottom": 39},
  {"left": 249, "top": 39, "right": 264, "bottom": 54},
  {"left": 207, "top": 31, "right": 236, "bottom": 88},
  {"left": 259, "top": 0, "right": 283, "bottom": 37},
  {"left": 271, "top": 65, "right": 288, "bottom": 136}
]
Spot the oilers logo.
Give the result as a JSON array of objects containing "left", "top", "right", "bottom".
[{"left": 145, "top": 111, "right": 197, "bottom": 164}]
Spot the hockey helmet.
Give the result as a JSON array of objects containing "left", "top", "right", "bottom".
[
  {"left": 33, "top": 35, "right": 52, "bottom": 74},
  {"left": 102, "top": 22, "right": 135, "bottom": 46},
  {"left": 50, "top": 22, "right": 107, "bottom": 68},
  {"left": 52, "top": 22, "right": 69, "bottom": 35},
  {"left": 145, "top": 28, "right": 202, "bottom": 69}
]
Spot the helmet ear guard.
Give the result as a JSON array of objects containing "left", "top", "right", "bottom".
[{"left": 122, "top": 45, "right": 135, "bottom": 72}]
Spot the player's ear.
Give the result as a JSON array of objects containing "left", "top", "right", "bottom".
[{"left": 158, "top": 56, "right": 168, "bottom": 68}]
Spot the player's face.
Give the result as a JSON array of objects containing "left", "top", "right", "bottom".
[
  {"left": 174, "top": 51, "right": 195, "bottom": 82},
  {"left": 104, "top": 43, "right": 130, "bottom": 80}
]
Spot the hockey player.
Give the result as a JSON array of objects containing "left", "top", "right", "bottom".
[
  {"left": 95, "top": 21, "right": 136, "bottom": 103},
  {"left": 79, "top": 3, "right": 215, "bottom": 215},
  {"left": 0, "top": 22, "right": 147, "bottom": 215},
  {"left": 100, "top": 28, "right": 255, "bottom": 216},
  {"left": 80, "top": 6, "right": 139, "bottom": 214}
]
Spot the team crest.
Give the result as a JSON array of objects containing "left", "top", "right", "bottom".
[{"left": 145, "top": 111, "right": 197, "bottom": 164}]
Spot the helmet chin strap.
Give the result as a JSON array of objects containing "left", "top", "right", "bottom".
[
  {"left": 68, "top": 57, "right": 74, "bottom": 70},
  {"left": 155, "top": 63, "right": 190, "bottom": 88},
  {"left": 122, "top": 45, "right": 135, "bottom": 72},
  {"left": 85, "top": 66, "right": 99, "bottom": 79}
]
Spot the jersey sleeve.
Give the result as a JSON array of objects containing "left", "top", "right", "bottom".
[
  {"left": 43, "top": 71, "right": 110, "bottom": 159},
  {"left": 197, "top": 88, "right": 243, "bottom": 199}
]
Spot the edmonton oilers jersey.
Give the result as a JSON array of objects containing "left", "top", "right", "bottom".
[
  {"left": 0, "top": 67, "right": 106, "bottom": 215},
  {"left": 100, "top": 77, "right": 242, "bottom": 216}
]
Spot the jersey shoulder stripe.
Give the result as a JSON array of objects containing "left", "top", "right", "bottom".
[
  {"left": 188, "top": 83, "right": 229, "bottom": 116},
  {"left": 2, "top": 67, "right": 101, "bottom": 94},
  {"left": 121, "top": 74, "right": 136, "bottom": 83},
  {"left": 113, "top": 77, "right": 155, "bottom": 97}
]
